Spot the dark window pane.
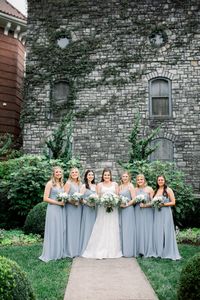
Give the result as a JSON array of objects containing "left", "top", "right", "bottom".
[
  {"left": 152, "top": 97, "right": 169, "bottom": 116},
  {"left": 151, "top": 79, "right": 168, "bottom": 97},
  {"left": 54, "top": 82, "right": 69, "bottom": 104}
]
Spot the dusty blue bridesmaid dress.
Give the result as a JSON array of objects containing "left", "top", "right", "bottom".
[
  {"left": 64, "top": 181, "right": 82, "bottom": 258},
  {"left": 153, "top": 196, "right": 181, "bottom": 260},
  {"left": 79, "top": 188, "right": 97, "bottom": 254},
  {"left": 135, "top": 189, "right": 155, "bottom": 257},
  {"left": 39, "top": 186, "right": 66, "bottom": 262},
  {"left": 119, "top": 187, "right": 137, "bottom": 257}
]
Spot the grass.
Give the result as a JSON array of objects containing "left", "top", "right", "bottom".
[
  {"left": 0, "top": 244, "right": 72, "bottom": 300},
  {"left": 137, "top": 244, "right": 200, "bottom": 300},
  {"left": 0, "top": 230, "right": 199, "bottom": 300}
]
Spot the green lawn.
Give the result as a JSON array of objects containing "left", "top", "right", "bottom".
[
  {"left": 0, "top": 243, "right": 199, "bottom": 300},
  {"left": 0, "top": 244, "right": 72, "bottom": 300},
  {"left": 137, "top": 244, "right": 200, "bottom": 300}
]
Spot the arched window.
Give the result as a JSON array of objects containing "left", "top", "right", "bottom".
[
  {"left": 149, "top": 77, "right": 172, "bottom": 118},
  {"left": 53, "top": 81, "right": 69, "bottom": 105},
  {"left": 150, "top": 138, "right": 173, "bottom": 162}
]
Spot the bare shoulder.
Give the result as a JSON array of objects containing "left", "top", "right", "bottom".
[
  {"left": 46, "top": 180, "right": 52, "bottom": 188},
  {"left": 167, "top": 187, "right": 174, "bottom": 194},
  {"left": 129, "top": 183, "right": 134, "bottom": 189},
  {"left": 146, "top": 186, "right": 154, "bottom": 193}
]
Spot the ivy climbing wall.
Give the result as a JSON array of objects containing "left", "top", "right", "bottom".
[{"left": 23, "top": 0, "right": 200, "bottom": 190}]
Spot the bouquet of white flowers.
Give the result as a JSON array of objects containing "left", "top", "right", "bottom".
[
  {"left": 86, "top": 194, "right": 99, "bottom": 207},
  {"left": 99, "top": 193, "right": 121, "bottom": 213},
  {"left": 56, "top": 192, "right": 69, "bottom": 203},
  {"left": 135, "top": 194, "right": 146, "bottom": 204},
  {"left": 151, "top": 196, "right": 164, "bottom": 210},
  {"left": 70, "top": 192, "right": 82, "bottom": 206},
  {"left": 119, "top": 195, "right": 129, "bottom": 207}
]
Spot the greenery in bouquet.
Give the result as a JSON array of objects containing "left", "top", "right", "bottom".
[
  {"left": 135, "top": 194, "right": 146, "bottom": 204},
  {"left": 151, "top": 196, "right": 164, "bottom": 210},
  {"left": 119, "top": 195, "right": 129, "bottom": 207},
  {"left": 100, "top": 193, "right": 120, "bottom": 213},
  {"left": 70, "top": 192, "right": 82, "bottom": 206},
  {"left": 86, "top": 194, "right": 99, "bottom": 207},
  {"left": 56, "top": 192, "right": 69, "bottom": 203}
]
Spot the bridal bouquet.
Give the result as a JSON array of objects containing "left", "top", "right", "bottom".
[
  {"left": 57, "top": 192, "right": 69, "bottom": 203},
  {"left": 151, "top": 196, "right": 164, "bottom": 210},
  {"left": 70, "top": 192, "right": 82, "bottom": 206},
  {"left": 135, "top": 194, "right": 146, "bottom": 204},
  {"left": 100, "top": 193, "right": 121, "bottom": 213},
  {"left": 86, "top": 194, "right": 99, "bottom": 207},
  {"left": 119, "top": 195, "right": 129, "bottom": 207}
]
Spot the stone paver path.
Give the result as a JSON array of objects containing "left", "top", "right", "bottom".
[{"left": 64, "top": 257, "right": 159, "bottom": 300}]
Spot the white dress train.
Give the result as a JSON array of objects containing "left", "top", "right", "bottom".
[{"left": 82, "top": 183, "right": 122, "bottom": 259}]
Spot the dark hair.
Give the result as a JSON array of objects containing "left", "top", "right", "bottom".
[
  {"left": 101, "top": 168, "right": 112, "bottom": 182},
  {"left": 84, "top": 169, "right": 95, "bottom": 190},
  {"left": 154, "top": 175, "right": 168, "bottom": 197}
]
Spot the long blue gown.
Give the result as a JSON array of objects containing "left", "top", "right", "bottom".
[
  {"left": 153, "top": 196, "right": 181, "bottom": 260},
  {"left": 64, "top": 181, "right": 82, "bottom": 258},
  {"left": 79, "top": 187, "right": 97, "bottom": 254},
  {"left": 39, "top": 186, "right": 66, "bottom": 262},
  {"left": 119, "top": 187, "right": 137, "bottom": 257},
  {"left": 135, "top": 189, "right": 155, "bottom": 257}
]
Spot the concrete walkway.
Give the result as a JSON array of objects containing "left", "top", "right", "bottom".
[{"left": 64, "top": 257, "right": 159, "bottom": 300}]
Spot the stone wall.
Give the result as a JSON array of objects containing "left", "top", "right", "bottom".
[{"left": 24, "top": 0, "right": 200, "bottom": 190}]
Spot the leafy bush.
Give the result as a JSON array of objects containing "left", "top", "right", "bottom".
[
  {"left": 176, "top": 228, "right": 200, "bottom": 245},
  {"left": 122, "top": 160, "right": 197, "bottom": 227},
  {"left": 24, "top": 202, "right": 48, "bottom": 237},
  {"left": 0, "top": 155, "right": 81, "bottom": 228},
  {"left": 177, "top": 252, "right": 200, "bottom": 300},
  {"left": 0, "top": 230, "right": 42, "bottom": 246},
  {"left": 0, "top": 256, "right": 36, "bottom": 300}
]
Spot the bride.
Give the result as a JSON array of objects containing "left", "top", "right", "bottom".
[{"left": 82, "top": 168, "right": 122, "bottom": 259}]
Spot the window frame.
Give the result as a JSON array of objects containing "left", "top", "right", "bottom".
[
  {"left": 149, "top": 77, "right": 172, "bottom": 119},
  {"left": 149, "top": 138, "right": 174, "bottom": 162}
]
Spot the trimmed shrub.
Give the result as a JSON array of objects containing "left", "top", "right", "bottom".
[
  {"left": 0, "top": 256, "right": 36, "bottom": 300},
  {"left": 24, "top": 202, "right": 48, "bottom": 237},
  {"left": 123, "top": 160, "right": 197, "bottom": 227},
  {"left": 177, "top": 252, "right": 200, "bottom": 300}
]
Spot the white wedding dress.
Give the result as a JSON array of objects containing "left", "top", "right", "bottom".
[{"left": 82, "top": 183, "right": 122, "bottom": 259}]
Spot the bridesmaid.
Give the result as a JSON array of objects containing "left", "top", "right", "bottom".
[
  {"left": 64, "top": 167, "right": 82, "bottom": 258},
  {"left": 79, "top": 169, "right": 97, "bottom": 254},
  {"left": 119, "top": 171, "right": 137, "bottom": 257},
  {"left": 153, "top": 175, "right": 181, "bottom": 260},
  {"left": 39, "top": 166, "right": 66, "bottom": 262},
  {"left": 135, "top": 174, "right": 155, "bottom": 257}
]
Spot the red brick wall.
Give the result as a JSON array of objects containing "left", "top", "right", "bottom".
[{"left": 0, "top": 27, "right": 25, "bottom": 139}]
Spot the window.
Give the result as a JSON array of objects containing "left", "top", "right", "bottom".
[
  {"left": 53, "top": 81, "right": 69, "bottom": 105},
  {"left": 150, "top": 138, "right": 173, "bottom": 162},
  {"left": 149, "top": 78, "right": 172, "bottom": 118}
]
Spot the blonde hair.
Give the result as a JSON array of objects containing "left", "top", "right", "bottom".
[
  {"left": 68, "top": 167, "right": 81, "bottom": 185},
  {"left": 136, "top": 174, "right": 147, "bottom": 188},
  {"left": 51, "top": 166, "right": 64, "bottom": 187},
  {"left": 120, "top": 171, "right": 131, "bottom": 185}
]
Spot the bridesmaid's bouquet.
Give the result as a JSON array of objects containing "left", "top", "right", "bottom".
[
  {"left": 119, "top": 195, "right": 129, "bottom": 207},
  {"left": 70, "top": 192, "right": 82, "bottom": 206},
  {"left": 135, "top": 194, "right": 146, "bottom": 204},
  {"left": 151, "top": 196, "right": 164, "bottom": 210},
  {"left": 86, "top": 194, "right": 99, "bottom": 208},
  {"left": 100, "top": 193, "right": 121, "bottom": 213},
  {"left": 57, "top": 192, "right": 69, "bottom": 203}
]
